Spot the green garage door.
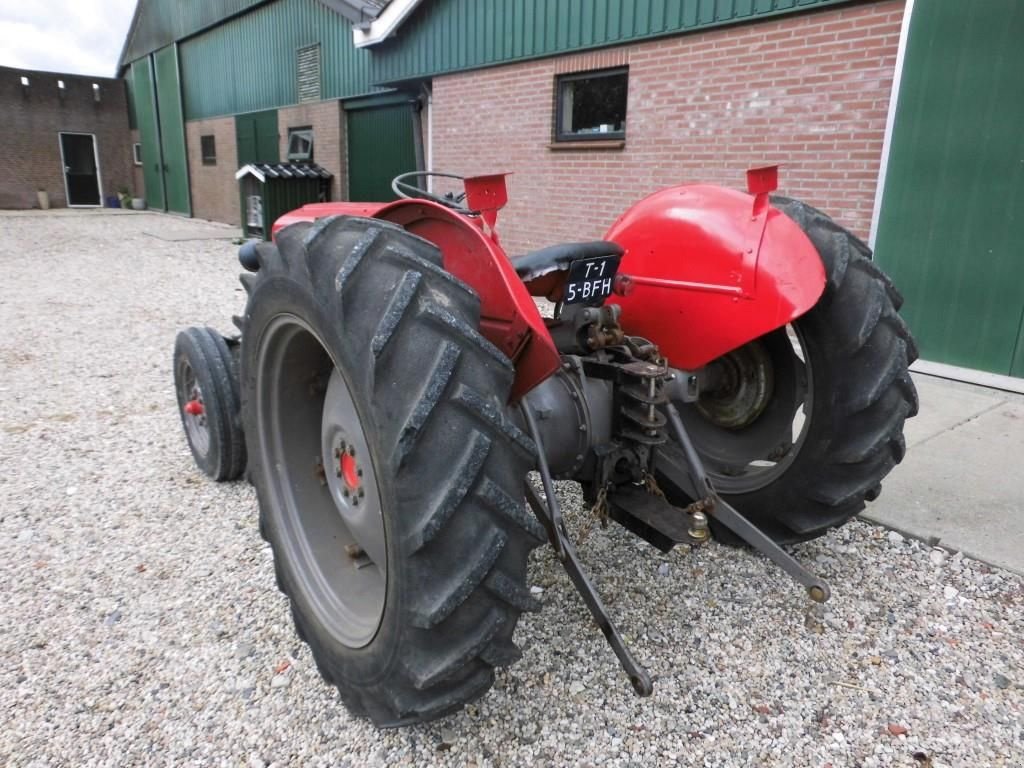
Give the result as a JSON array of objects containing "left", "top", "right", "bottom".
[
  {"left": 873, "top": 0, "right": 1024, "bottom": 377},
  {"left": 346, "top": 94, "right": 417, "bottom": 202},
  {"left": 153, "top": 45, "right": 191, "bottom": 215},
  {"left": 131, "top": 57, "right": 164, "bottom": 212},
  {"left": 130, "top": 45, "right": 191, "bottom": 215}
]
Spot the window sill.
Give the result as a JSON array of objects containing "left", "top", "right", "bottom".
[{"left": 548, "top": 139, "right": 625, "bottom": 151}]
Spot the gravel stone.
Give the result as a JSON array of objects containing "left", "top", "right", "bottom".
[{"left": 1, "top": 211, "right": 1023, "bottom": 767}]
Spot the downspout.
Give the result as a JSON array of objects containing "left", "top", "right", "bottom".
[{"left": 410, "top": 95, "right": 425, "bottom": 175}]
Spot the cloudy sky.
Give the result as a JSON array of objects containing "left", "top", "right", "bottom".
[{"left": 0, "top": 0, "right": 138, "bottom": 77}]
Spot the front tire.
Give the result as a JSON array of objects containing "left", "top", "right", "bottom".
[
  {"left": 663, "top": 197, "right": 919, "bottom": 544},
  {"left": 239, "top": 216, "right": 545, "bottom": 725},
  {"left": 173, "top": 326, "right": 246, "bottom": 481}
]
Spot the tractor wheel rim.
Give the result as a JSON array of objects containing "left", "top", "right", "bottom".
[
  {"left": 257, "top": 315, "right": 386, "bottom": 649},
  {"left": 177, "top": 359, "right": 210, "bottom": 456},
  {"left": 680, "top": 324, "right": 813, "bottom": 494}
]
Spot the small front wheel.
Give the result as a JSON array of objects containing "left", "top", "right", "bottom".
[{"left": 173, "top": 326, "right": 246, "bottom": 481}]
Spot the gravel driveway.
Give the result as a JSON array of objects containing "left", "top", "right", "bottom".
[{"left": 1, "top": 210, "right": 1021, "bottom": 767}]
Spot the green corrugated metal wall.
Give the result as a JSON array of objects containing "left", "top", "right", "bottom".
[
  {"left": 873, "top": 0, "right": 1024, "bottom": 377},
  {"left": 367, "top": 0, "right": 850, "bottom": 83},
  {"left": 179, "top": 0, "right": 378, "bottom": 119},
  {"left": 121, "top": 0, "right": 266, "bottom": 65}
]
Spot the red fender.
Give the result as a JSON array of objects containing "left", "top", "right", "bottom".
[
  {"left": 372, "top": 199, "right": 559, "bottom": 401},
  {"left": 603, "top": 184, "right": 825, "bottom": 370},
  {"left": 271, "top": 198, "right": 560, "bottom": 402}
]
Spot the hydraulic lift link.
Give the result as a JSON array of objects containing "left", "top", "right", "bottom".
[
  {"left": 663, "top": 403, "right": 831, "bottom": 603},
  {"left": 520, "top": 404, "right": 654, "bottom": 697}
]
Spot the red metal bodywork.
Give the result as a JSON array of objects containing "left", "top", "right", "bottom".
[
  {"left": 272, "top": 191, "right": 560, "bottom": 401},
  {"left": 271, "top": 169, "right": 826, "bottom": 395},
  {"left": 603, "top": 182, "right": 825, "bottom": 370}
]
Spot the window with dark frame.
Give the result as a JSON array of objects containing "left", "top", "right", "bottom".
[
  {"left": 555, "top": 67, "right": 628, "bottom": 142},
  {"left": 200, "top": 134, "right": 217, "bottom": 165},
  {"left": 287, "top": 127, "right": 314, "bottom": 162}
]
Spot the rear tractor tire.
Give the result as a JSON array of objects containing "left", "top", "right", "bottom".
[
  {"left": 238, "top": 216, "right": 545, "bottom": 726},
  {"left": 665, "top": 197, "right": 919, "bottom": 545},
  {"left": 173, "top": 326, "right": 246, "bottom": 481}
]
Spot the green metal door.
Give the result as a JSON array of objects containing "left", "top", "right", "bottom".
[
  {"left": 873, "top": 0, "right": 1024, "bottom": 377},
  {"left": 153, "top": 45, "right": 191, "bottom": 215},
  {"left": 235, "top": 110, "right": 280, "bottom": 165},
  {"left": 346, "top": 94, "right": 417, "bottom": 202},
  {"left": 131, "top": 57, "right": 165, "bottom": 212}
]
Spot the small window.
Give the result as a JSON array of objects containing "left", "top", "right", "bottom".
[
  {"left": 200, "top": 134, "right": 216, "bottom": 166},
  {"left": 554, "top": 67, "right": 628, "bottom": 142},
  {"left": 20, "top": 76, "right": 29, "bottom": 87},
  {"left": 287, "top": 128, "right": 314, "bottom": 162},
  {"left": 132, "top": 143, "right": 142, "bottom": 165}
]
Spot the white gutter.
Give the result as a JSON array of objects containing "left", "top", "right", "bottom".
[
  {"left": 353, "top": 0, "right": 425, "bottom": 47},
  {"left": 869, "top": 0, "right": 916, "bottom": 249}
]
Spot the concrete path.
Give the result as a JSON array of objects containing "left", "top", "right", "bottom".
[{"left": 862, "top": 372, "right": 1024, "bottom": 575}]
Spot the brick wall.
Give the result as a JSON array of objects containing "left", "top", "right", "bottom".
[
  {"left": 277, "top": 100, "right": 346, "bottom": 201},
  {"left": 186, "top": 116, "right": 239, "bottom": 225},
  {"left": 0, "top": 66, "right": 133, "bottom": 209},
  {"left": 432, "top": 0, "right": 903, "bottom": 253}
]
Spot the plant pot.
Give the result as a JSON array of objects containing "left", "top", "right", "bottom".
[
  {"left": 131, "top": 198, "right": 147, "bottom": 211},
  {"left": 36, "top": 190, "right": 50, "bottom": 210}
]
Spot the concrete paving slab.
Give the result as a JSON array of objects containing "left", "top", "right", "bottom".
[
  {"left": 901, "top": 373, "right": 1007, "bottom": 446},
  {"left": 862, "top": 373, "right": 1024, "bottom": 575}
]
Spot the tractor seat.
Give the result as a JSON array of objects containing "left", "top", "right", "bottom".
[{"left": 511, "top": 241, "right": 623, "bottom": 281}]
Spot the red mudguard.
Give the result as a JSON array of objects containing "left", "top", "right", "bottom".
[
  {"left": 272, "top": 172, "right": 825, "bottom": 396},
  {"left": 272, "top": 197, "right": 560, "bottom": 402},
  {"left": 604, "top": 183, "right": 826, "bottom": 370}
]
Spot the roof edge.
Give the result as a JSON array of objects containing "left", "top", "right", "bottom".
[{"left": 353, "top": 0, "right": 425, "bottom": 47}]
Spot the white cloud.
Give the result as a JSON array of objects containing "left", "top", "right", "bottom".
[{"left": 0, "top": 0, "right": 138, "bottom": 77}]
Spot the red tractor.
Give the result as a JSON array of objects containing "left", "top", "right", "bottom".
[{"left": 174, "top": 168, "right": 917, "bottom": 726}]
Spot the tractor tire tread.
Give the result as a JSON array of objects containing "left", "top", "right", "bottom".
[
  {"left": 173, "top": 326, "right": 246, "bottom": 481},
  {"left": 240, "top": 215, "right": 540, "bottom": 727},
  {"left": 698, "top": 198, "right": 918, "bottom": 544}
]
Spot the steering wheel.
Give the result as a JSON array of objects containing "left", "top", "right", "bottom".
[{"left": 391, "top": 171, "right": 473, "bottom": 214}]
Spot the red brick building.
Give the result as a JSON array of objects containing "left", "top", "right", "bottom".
[
  {"left": 117, "top": 0, "right": 1024, "bottom": 381},
  {"left": 430, "top": 0, "right": 902, "bottom": 253},
  {"left": 0, "top": 66, "right": 135, "bottom": 210}
]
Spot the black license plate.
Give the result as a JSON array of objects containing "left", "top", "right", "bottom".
[{"left": 565, "top": 255, "right": 621, "bottom": 304}]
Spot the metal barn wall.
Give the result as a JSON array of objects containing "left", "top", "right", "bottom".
[
  {"left": 178, "top": 0, "right": 378, "bottom": 120},
  {"left": 368, "top": 0, "right": 852, "bottom": 83},
  {"left": 121, "top": 0, "right": 267, "bottom": 65},
  {"left": 873, "top": 0, "right": 1024, "bottom": 377}
]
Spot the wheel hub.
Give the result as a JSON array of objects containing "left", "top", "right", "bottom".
[
  {"left": 696, "top": 340, "right": 774, "bottom": 429},
  {"left": 257, "top": 316, "right": 387, "bottom": 649}
]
